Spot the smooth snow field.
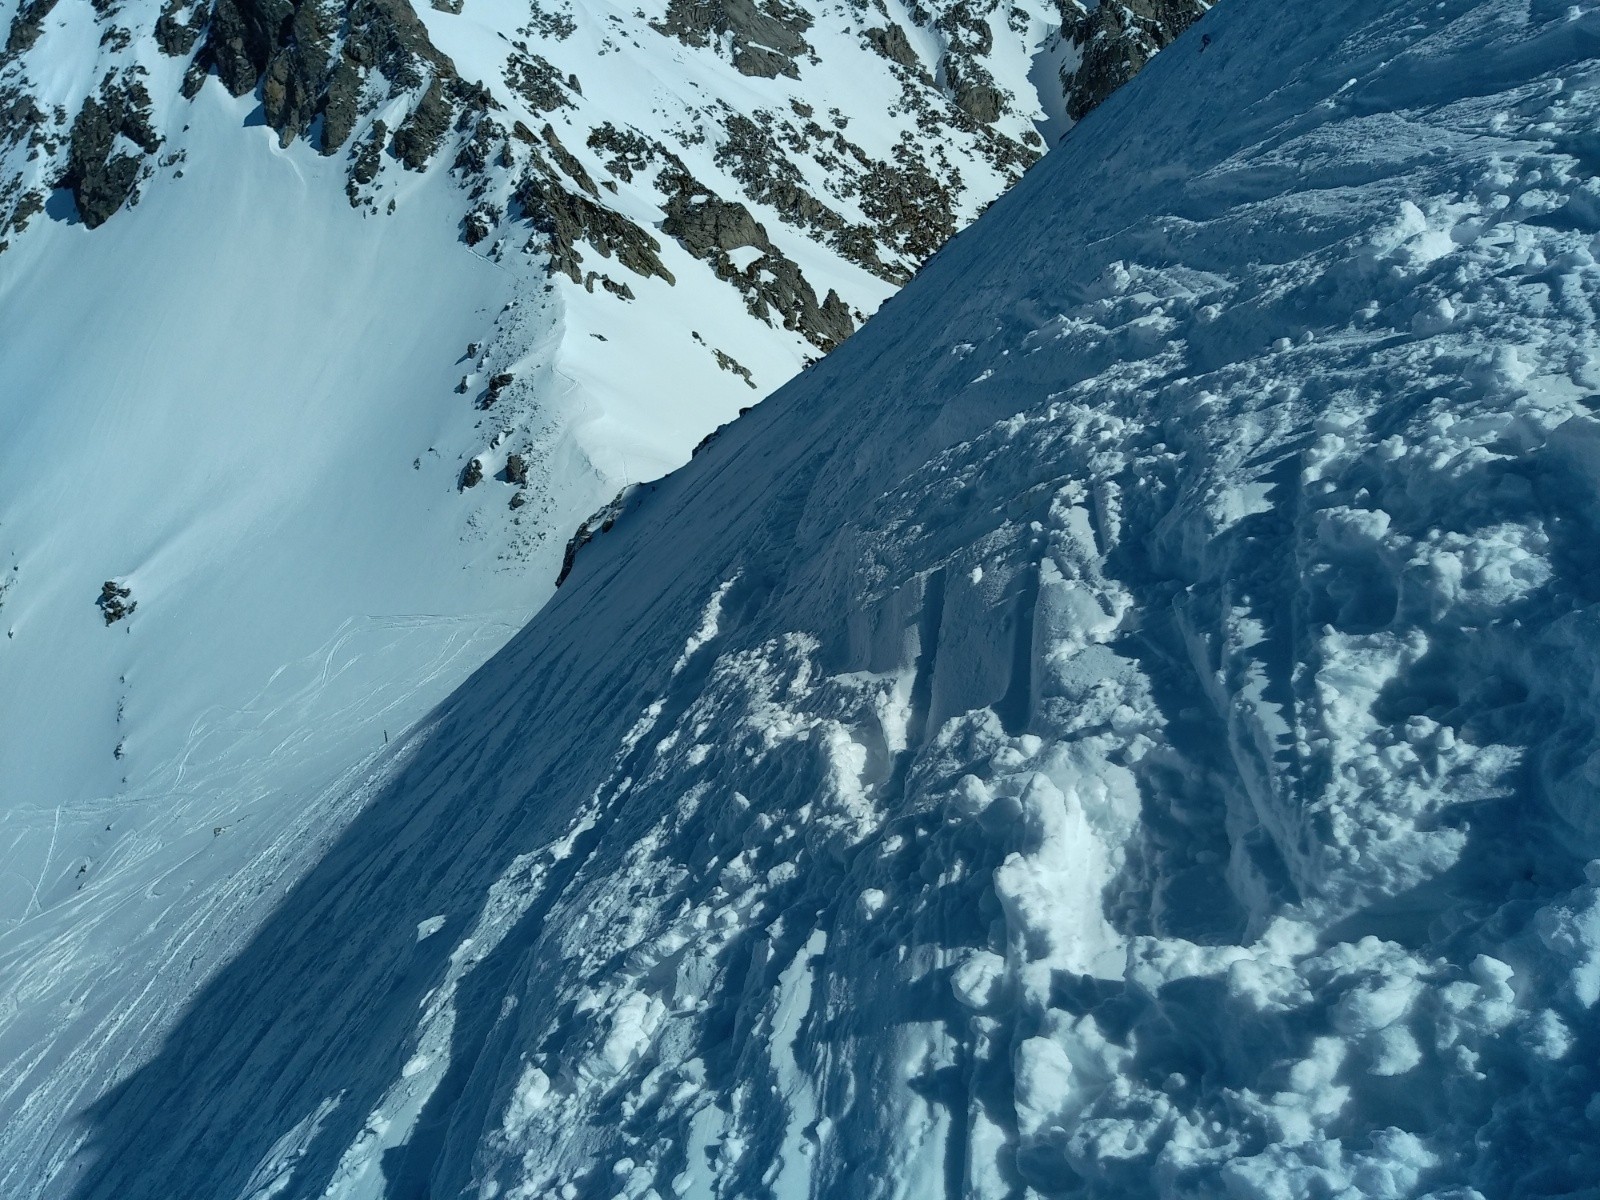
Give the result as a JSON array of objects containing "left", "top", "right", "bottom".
[{"left": 11, "top": 0, "right": 1600, "bottom": 1195}]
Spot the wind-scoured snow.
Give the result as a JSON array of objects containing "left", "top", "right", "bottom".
[{"left": 15, "top": 0, "right": 1600, "bottom": 1196}]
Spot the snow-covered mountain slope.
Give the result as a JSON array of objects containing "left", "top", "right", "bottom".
[
  {"left": 17, "top": 0, "right": 1599, "bottom": 1195},
  {"left": 0, "top": 0, "right": 1206, "bottom": 819},
  {"left": 0, "top": 0, "right": 1159, "bottom": 826},
  {"left": 0, "top": 0, "right": 1202, "bottom": 1168}
]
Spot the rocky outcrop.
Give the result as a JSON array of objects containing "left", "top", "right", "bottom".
[
  {"left": 663, "top": 190, "right": 769, "bottom": 257},
  {"left": 152, "top": 0, "right": 206, "bottom": 57},
  {"left": 517, "top": 174, "right": 675, "bottom": 286},
  {"left": 0, "top": 88, "right": 47, "bottom": 161},
  {"left": 652, "top": 0, "right": 812, "bottom": 79},
  {"left": 348, "top": 120, "right": 386, "bottom": 184},
  {"left": 504, "top": 49, "right": 575, "bottom": 114},
  {"left": 482, "top": 372, "right": 515, "bottom": 408},
  {"left": 97, "top": 580, "right": 135, "bottom": 624},
  {"left": 712, "top": 348, "right": 756, "bottom": 388},
  {"left": 663, "top": 181, "right": 852, "bottom": 351},
  {"left": 716, "top": 113, "right": 843, "bottom": 237},
  {"left": 945, "top": 56, "right": 1005, "bottom": 123},
  {"left": 747, "top": 257, "right": 853, "bottom": 350},
  {"left": 1061, "top": 0, "right": 1207, "bottom": 121},
  {"left": 556, "top": 486, "right": 636, "bottom": 588},
  {"left": 857, "top": 144, "right": 957, "bottom": 262},
  {"left": 864, "top": 24, "right": 918, "bottom": 71},
  {"left": 391, "top": 78, "right": 453, "bottom": 170},
  {"left": 585, "top": 123, "right": 657, "bottom": 183},
  {"left": 0, "top": 0, "right": 1208, "bottom": 382},
  {"left": 934, "top": 0, "right": 1004, "bottom": 125},
  {"left": 62, "top": 74, "right": 161, "bottom": 228},
  {"left": 461, "top": 202, "right": 500, "bottom": 244},
  {"left": 185, "top": 0, "right": 468, "bottom": 160},
  {"left": 4, "top": 0, "right": 59, "bottom": 57},
  {"left": 540, "top": 124, "right": 597, "bottom": 197}
]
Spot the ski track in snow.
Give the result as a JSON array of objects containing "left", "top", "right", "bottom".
[{"left": 12, "top": 0, "right": 1600, "bottom": 1197}]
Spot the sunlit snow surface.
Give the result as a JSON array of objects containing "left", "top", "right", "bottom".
[
  {"left": 0, "top": 80, "right": 787, "bottom": 1195},
  {"left": 15, "top": 0, "right": 1600, "bottom": 1195}
]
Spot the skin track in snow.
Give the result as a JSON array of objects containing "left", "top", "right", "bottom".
[{"left": 14, "top": 0, "right": 1600, "bottom": 1197}]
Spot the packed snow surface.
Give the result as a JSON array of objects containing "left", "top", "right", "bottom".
[{"left": 15, "top": 0, "right": 1600, "bottom": 1195}]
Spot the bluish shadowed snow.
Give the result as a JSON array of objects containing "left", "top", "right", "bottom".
[{"left": 22, "top": 0, "right": 1600, "bottom": 1196}]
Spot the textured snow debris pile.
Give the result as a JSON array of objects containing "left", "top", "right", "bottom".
[{"left": 25, "top": 0, "right": 1600, "bottom": 1196}]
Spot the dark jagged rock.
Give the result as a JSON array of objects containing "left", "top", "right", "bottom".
[
  {"left": 865, "top": 24, "right": 918, "bottom": 71},
  {"left": 663, "top": 189, "right": 770, "bottom": 256},
  {"left": 503, "top": 453, "right": 528, "bottom": 486},
  {"left": 541, "top": 124, "right": 597, "bottom": 196},
  {"left": 517, "top": 174, "right": 675, "bottom": 285},
  {"left": 1061, "top": 0, "right": 1206, "bottom": 122},
  {"left": 192, "top": 0, "right": 461, "bottom": 156},
  {"left": 586, "top": 123, "right": 656, "bottom": 183},
  {"left": 482, "top": 371, "right": 515, "bottom": 407},
  {"left": 712, "top": 348, "right": 756, "bottom": 388},
  {"left": 741, "top": 257, "right": 852, "bottom": 350},
  {"left": 6, "top": 187, "right": 43, "bottom": 235},
  {"left": 652, "top": 0, "right": 812, "bottom": 79},
  {"left": 348, "top": 119, "right": 386, "bottom": 185},
  {"left": 662, "top": 177, "right": 852, "bottom": 351},
  {"left": 504, "top": 49, "right": 574, "bottom": 114},
  {"left": 460, "top": 458, "right": 484, "bottom": 490},
  {"left": 202, "top": 0, "right": 294, "bottom": 96},
  {"left": 524, "top": 0, "right": 576, "bottom": 40},
  {"left": 97, "top": 580, "right": 135, "bottom": 625},
  {"left": 937, "top": 0, "right": 993, "bottom": 56},
  {"left": 62, "top": 75, "right": 161, "bottom": 228},
  {"left": 830, "top": 223, "right": 902, "bottom": 284},
  {"left": 556, "top": 485, "right": 635, "bottom": 587},
  {"left": 153, "top": 0, "right": 206, "bottom": 56},
  {"left": 452, "top": 115, "right": 503, "bottom": 176},
  {"left": 392, "top": 78, "right": 453, "bottom": 169},
  {"left": 716, "top": 113, "right": 843, "bottom": 235},
  {"left": 5, "top": 0, "right": 59, "bottom": 57},
  {"left": 259, "top": 1, "right": 339, "bottom": 144},
  {"left": 857, "top": 143, "right": 956, "bottom": 261},
  {"left": 945, "top": 56, "right": 1005, "bottom": 123},
  {"left": 587, "top": 117, "right": 886, "bottom": 310},
  {"left": 0, "top": 88, "right": 46, "bottom": 160},
  {"left": 463, "top": 202, "right": 500, "bottom": 244}
]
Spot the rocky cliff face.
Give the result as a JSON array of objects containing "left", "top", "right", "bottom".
[
  {"left": 1059, "top": 0, "right": 1208, "bottom": 120},
  {"left": 0, "top": 0, "right": 1206, "bottom": 346},
  {"left": 58, "top": 72, "right": 162, "bottom": 228}
]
